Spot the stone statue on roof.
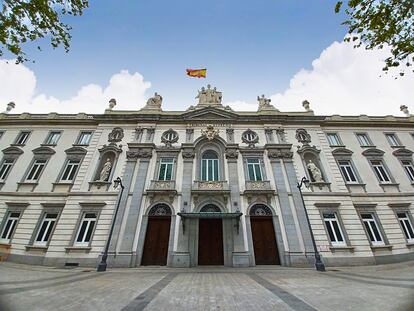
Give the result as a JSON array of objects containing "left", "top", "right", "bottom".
[
  {"left": 196, "top": 84, "right": 222, "bottom": 105},
  {"left": 143, "top": 92, "right": 163, "bottom": 111}
]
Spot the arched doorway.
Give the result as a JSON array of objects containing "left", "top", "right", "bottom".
[
  {"left": 250, "top": 204, "right": 280, "bottom": 265},
  {"left": 141, "top": 204, "right": 172, "bottom": 266},
  {"left": 198, "top": 204, "right": 224, "bottom": 265}
]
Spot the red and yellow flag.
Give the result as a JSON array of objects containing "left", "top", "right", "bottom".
[{"left": 186, "top": 68, "right": 206, "bottom": 78}]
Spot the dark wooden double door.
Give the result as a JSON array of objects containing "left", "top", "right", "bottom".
[
  {"left": 198, "top": 219, "right": 224, "bottom": 265},
  {"left": 141, "top": 216, "right": 171, "bottom": 266},
  {"left": 251, "top": 217, "right": 280, "bottom": 265}
]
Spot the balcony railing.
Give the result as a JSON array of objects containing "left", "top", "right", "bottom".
[
  {"left": 147, "top": 180, "right": 176, "bottom": 192},
  {"left": 192, "top": 180, "right": 229, "bottom": 192},
  {"left": 244, "top": 180, "right": 274, "bottom": 193}
]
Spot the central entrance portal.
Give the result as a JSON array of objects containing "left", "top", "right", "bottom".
[{"left": 198, "top": 218, "right": 224, "bottom": 265}]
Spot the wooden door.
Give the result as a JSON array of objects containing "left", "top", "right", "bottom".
[
  {"left": 251, "top": 217, "right": 280, "bottom": 265},
  {"left": 141, "top": 217, "right": 171, "bottom": 265},
  {"left": 198, "top": 218, "right": 224, "bottom": 265}
]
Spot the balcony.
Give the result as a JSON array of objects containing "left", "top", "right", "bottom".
[
  {"left": 192, "top": 180, "right": 230, "bottom": 193},
  {"left": 146, "top": 180, "right": 177, "bottom": 203},
  {"left": 243, "top": 180, "right": 275, "bottom": 204}
]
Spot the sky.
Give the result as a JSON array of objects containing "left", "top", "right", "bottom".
[{"left": 0, "top": 0, "right": 413, "bottom": 116}]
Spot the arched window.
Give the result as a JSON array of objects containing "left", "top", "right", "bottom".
[{"left": 201, "top": 150, "right": 219, "bottom": 181}]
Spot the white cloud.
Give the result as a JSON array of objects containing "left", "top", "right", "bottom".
[
  {"left": 0, "top": 60, "right": 151, "bottom": 114},
  {"left": 271, "top": 41, "right": 414, "bottom": 116}
]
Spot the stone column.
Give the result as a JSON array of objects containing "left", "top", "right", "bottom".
[
  {"left": 226, "top": 144, "right": 249, "bottom": 267},
  {"left": 171, "top": 143, "right": 194, "bottom": 267},
  {"left": 108, "top": 150, "right": 139, "bottom": 253},
  {"left": 117, "top": 143, "right": 154, "bottom": 266},
  {"left": 266, "top": 144, "right": 303, "bottom": 265}
]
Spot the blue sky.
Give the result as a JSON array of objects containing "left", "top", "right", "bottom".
[
  {"left": 22, "top": 1, "right": 345, "bottom": 105},
  {"left": 1, "top": 0, "right": 413, "bottom": 115}
]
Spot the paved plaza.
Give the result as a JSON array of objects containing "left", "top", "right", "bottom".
[{"left": 0, "top": 261, "right": 413, "bottom": 311}]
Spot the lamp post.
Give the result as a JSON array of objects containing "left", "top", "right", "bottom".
[
  {"left": 297, "top": 176, "right": 326, "bottom": 272},
  {"left": 97, "top": 177, "right": 124, "bottom": 272}
]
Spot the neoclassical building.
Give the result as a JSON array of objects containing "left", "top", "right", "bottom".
[{"left": 0, "top": 86, "right": 413, "bottom": 268}]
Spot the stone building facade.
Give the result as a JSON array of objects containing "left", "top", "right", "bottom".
[{"left": 0, "top": 86, "right": 413, "bottom": 268}]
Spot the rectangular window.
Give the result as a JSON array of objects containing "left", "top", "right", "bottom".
[
  {"left": 76, "top": 131, "right": 92, "bottom": 145},
  {"left": 0, "top": 212, "right": 20, "bottom": 242},
  {"left": 326, "top": 133, "right": 341, "bottom": 146},
  {"left": 158, "top": 158, "right": 174, "bottom": 181},
  {"left": 397, "top": 212, "right": 414, "bottom": 242},
  {"left": 15, "top": 131, "right": 30, "bottom": 145},
  {"left": 34, "top": 213, "right": 58, "bottom": 245},
  {"left": 26, "top": 159, "right": 47, "bottom": 181},
  {"left": 75, "top": 213, "right": 97, "bottom": 246},
  {"left": 45, "top": 131, "right": 61, "bottom": 145},
  {"left": 0, "top": 159, "right": 14, "bottom": 181},
  {"left": 361, "top": 213, "right": 384, "bottom": 245},
  {"left": 356, "top": 133, "right": 372, "bottom": 146},
  {"left": 401, "top": 160, "right": 414, "bottom": 182},
  {"left": 201, "top": 159, "right": 219, "bottom": 181},
  {"left": 247, "top": 158, "right": 263, "bottom": 181},
  {"left": 385, "top": 133, "right": 400, "bottom": 146},
  {"left": 61, "top": 160, "right": 80, "bottom": 181},
  {"left": 370, "top": 160, "right": 391, "bottom": 183},
  {"left": 338, "top": 160, "right": 358, "bottom": 183},
  {"left": 323, "top": 212, "right": 346, "bottom": 245}
]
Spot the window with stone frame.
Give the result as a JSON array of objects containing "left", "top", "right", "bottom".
[
  {"left": 0, "top": 159, "right": 15, "bottom": 181},
  {"left": 396, "top": 211, "right": 414, "bottom": 242},
  {"left": 0, "top": 147, "right": 23, "bottom": 185},
  {"left": 201, "top": 150, "right": 219, "bottom": 181},
  {"left": 0, "top": 211, "right": 20, "bottom": 243},
  {"left": 401, "top": 160, "right": 414, "bottom": 182},
  {"left": 158, "top": 158, "right": 174, "bottom": 181},
  {"left": 246, "top": 158, "right": 263, "bottom": 181},
  {"left": 338, "top": 160, "right": 359, "bottom": 183},
  {"left": 322, "top": 212, "right": 346, "bottom": 246},
  {"left": 26, "top": 159, "right": 47, "bottom": 181},
  {"left": 370, "top": 160, "right": 391, "bottom": 183},
  {"left": 385, "top": 133, "right": 401, "bottom": 147},
  {"left": 74, "top": 212, "right": 98, "bottom": 246},
  {"left": 392, "top": 148, "right": 414, "bottom": 183},
  {"left": 76, "top": 131, "right": 93, "bottom": 145},
  {"left": 34, "top": 212, "right": 59, "bottom": 246},
  {"left": 356, "top": 133, "right": 373, "bottom": 147},
  {"left": 360, "top": 213, "right": 385, "bottom": 245},
  {"left": 61, "top": 160, "right": 81, "bottom": 181},
  {"left": 44, "top": 131, "right": 62, "bottom": 145},
  {"left": 0, "top": 130, "right": 4, "bottom": 140},
  {"left": 326, "top": 133, "right": 342, "bottom": 146},
  {"left": 14, "top": 131, "right": 31, "bottom": 145}
]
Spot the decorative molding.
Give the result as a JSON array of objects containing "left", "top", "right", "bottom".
[
  {"left": 79, "top": 202, "right": 107, "bottom": 208},
  {"left": 332, "top": 147, "right": 353, "bottom": 157},
  {"left": 353, "top": 203, "right": 377, "bottom": 209},
  {"left": 2, "top": 146, "right": 23, "bottom": 157},
  {"left": 201, "top": 124, "right": 220, "bottom": 141},
  {"left": 362, "top": 148, "right": 385, "bottom": 157},
  {"left": 388, "top": 202, "right": 411, "bottom": 208},
  {"left": 265, "top": 144, "right": 293, "bottom": 159},
  {"left": 392, "top": 148, "right": 413, "bottom": 158},
  {"left": 241, "top": 129, "right": 259, "bottom": 148},
  {"left": 314, "top": 202, "right": 341, "bottom": 208},
  {"left": 5, "top": 202, "right": 30, "bottom": 208},
  {"left": 295, "top": 128, "right": 311, "bottom": 145},
  {"left": 225, "top": 144, "right": 239, "bottom": 160},
  {"left": 40, "top": 202, "right": 66, "bottom": 208},
  {"left": 32, "top": 146, "right": 56, "bottom": 157},
  {"left": 296, "top": 144, "right": 321, "bottom": 156},
  {"left": 161, "top": 129, "right": 179, "bottom": 147},
  {"left": 108, "top": 127, "right": 124, "bottom": 144}
]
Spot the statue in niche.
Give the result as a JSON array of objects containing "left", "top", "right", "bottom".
[
  {"left": 99, "top": 158, "right": 112, "bottom": 181},
  {"left": 307, "top": 160, "right": 324, "bottom": 182},
  {"left": 144, "top": 92, "right": 163, "bottom": 110}
]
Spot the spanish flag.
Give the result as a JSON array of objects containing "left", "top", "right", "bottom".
[{"left": 186, "top": 68, "right": 206, "bottom": 78}]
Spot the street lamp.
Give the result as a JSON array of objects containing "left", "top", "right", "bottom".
[
  {"left": 297, "top": 176, "right": 326, "bottom": 272},
  {"left": 97, "top": 177, "right": 125, "bottom": 272}
]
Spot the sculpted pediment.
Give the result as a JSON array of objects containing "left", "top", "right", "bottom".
[{"left": 182, "top": 107, "right": 238, "bottom": 121}]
